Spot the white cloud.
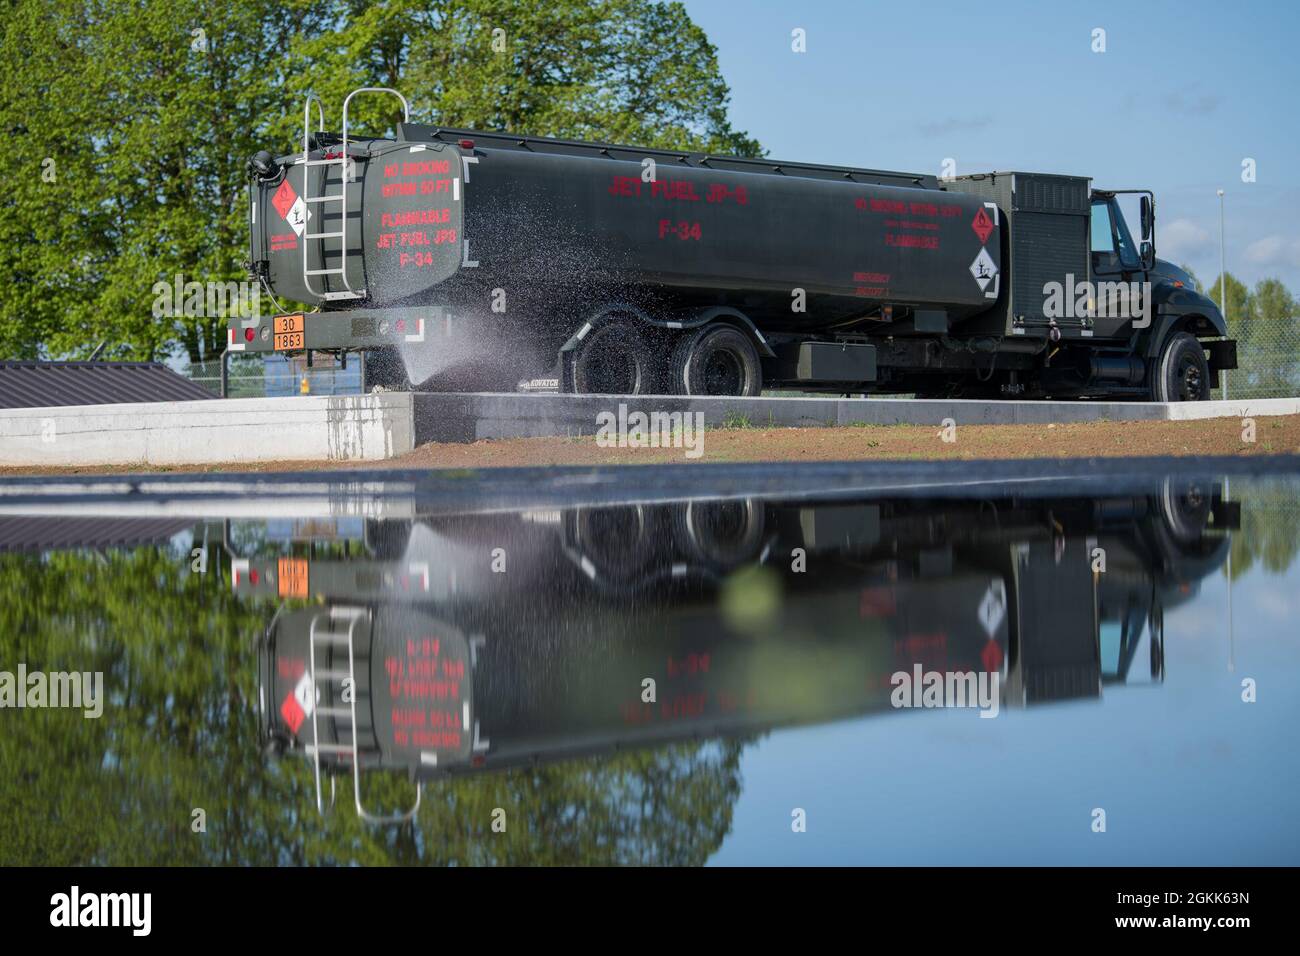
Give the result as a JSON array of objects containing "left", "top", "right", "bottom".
[
  {"left": 1244, "top": 235, "right": 1300, "bottom": 269},
  {"left": 1159, "top": 218, "right": 1213, "bottom": 260}
]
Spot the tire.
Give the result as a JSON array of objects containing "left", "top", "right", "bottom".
[
  {"left": 1149, "top": 331, "right": 1210, "bottom": 402},
  {"left": 673, "top": 498, "right": 766, "bottom": 567},
  {"left": 572, "top": 321, "right": 662, "bottom": 394},
  {"left": 670, "top": 324, "right": 762, "bottom": 397},
  {"left": 572, "top": 505, "right": 654, "bottom": 581},
  {"left": 1158, "top": 477, "right": 1212, "bottom": 546},
  {"left": 363, "top": 346, "right": 411, "bottom": 393}
]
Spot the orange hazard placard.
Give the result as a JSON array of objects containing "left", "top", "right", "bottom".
[
  {"left": 273, "top": 313, "right": 305, "bottom": 351},
  {"left": 278, "top": 558, "right": 309, "bottom": 598}
]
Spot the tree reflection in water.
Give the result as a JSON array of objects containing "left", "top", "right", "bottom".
[{"left": 0, "top": 548, "right": 745, "bottom": 866}]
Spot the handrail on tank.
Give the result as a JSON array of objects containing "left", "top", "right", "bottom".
[
  {"left": 335, "top": 88, "right": 411, "bottom": 298},
  {"left": 300, "top": 93, "right": 334, "bottom": 302},
  {"left": 302, "top": 93, "right": 326, "bottom": 158},
  {"left": 341, "top": 87, "right": 411, "bottom": 147},
  {"left": 308, "top": 605, "right": 422, "bottom": 825}
]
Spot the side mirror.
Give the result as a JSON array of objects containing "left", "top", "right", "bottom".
[{"left": 1140, "top": 195, "right": 1154, "bottom": 240}]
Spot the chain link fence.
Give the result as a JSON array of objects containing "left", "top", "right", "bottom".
[
  {"left": 1221, "top": 315, "right": 1300, "bottom": 400},
  {"left": 186, "top": 354, "right": 362, "bottom": 398}
]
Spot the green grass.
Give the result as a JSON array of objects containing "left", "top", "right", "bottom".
[{"left": 719, "top": 410, "right": 753, "bottom": 429}]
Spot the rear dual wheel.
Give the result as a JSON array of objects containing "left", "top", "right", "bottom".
[
  {"left": 571, "top": 320, "right": 763, "bottom": 397},
  {"left": 572, "top": 321, "right": 662, "bottom": 394},
  {"left": 669, "top": 324, "right": 762, "bottom": 397}
]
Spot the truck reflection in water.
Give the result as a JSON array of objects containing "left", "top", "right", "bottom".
[{"left": 231, "top": 481, "right": 1236, "bottom": 820}]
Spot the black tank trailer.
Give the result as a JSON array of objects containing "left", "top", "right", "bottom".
[{"left": 232, "top": 88, "right": 1236, "bottom": 399}]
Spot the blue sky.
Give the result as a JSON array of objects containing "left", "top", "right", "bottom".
[{"left": 683, "top": 0, "right": 1300, "bottom": 293}]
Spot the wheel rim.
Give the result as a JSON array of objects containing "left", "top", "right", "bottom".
[
  {"left": 1160, "top": 477, "right": 1210, "bottom": 544},
  {"left": 1175, "top": 355, "right": 1203, "bottom": 400},
  {"left": 700, "top": 347, "right": 744, "bottom": 395}
]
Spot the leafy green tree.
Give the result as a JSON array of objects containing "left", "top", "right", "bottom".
[
  {"left": 279, "top": 0, "right": 760, "bottom": 154},
  {"left": 1206, "top": 272, "right": 1253, "bottom": 339},
  {"left": 0, "top": 0, "right": 757, "bottom": 364},
  {"left": 0, "top": 0, "right": 321, "bottom": 363}
]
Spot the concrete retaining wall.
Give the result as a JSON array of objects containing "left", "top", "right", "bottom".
[
  {"left": 414, "top": 393, "right": 1300, "bottom": 443},
  {"left": 0, "top": 394, "right": 414, "bottom": 466}
]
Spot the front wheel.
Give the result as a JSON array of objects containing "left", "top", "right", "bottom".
[
  {"left": 670, "top": 325, "right": 763, "bottom": 397},
  {"left": 1148, "top": 331, "right": 1211, "bottom": 402}
]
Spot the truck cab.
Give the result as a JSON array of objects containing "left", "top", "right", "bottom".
[{"left": 1092, "top": 189, "right": 1236, "bottom": 399}]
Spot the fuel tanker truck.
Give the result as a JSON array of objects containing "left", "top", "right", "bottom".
[
  {"left": 230, "top": 88, "right": 1236, "bottom": 399},
  {"left": 232, "top": 482, "right": 1235, "bottom": 819}
]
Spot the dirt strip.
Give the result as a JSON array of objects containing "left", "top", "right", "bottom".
[{"left": 2, "top": 415, "right": 1296, "bottom": 476}]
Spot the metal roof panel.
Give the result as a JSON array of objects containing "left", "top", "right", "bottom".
[{"left": 0, "top": 361, "right": 217, "bottom": 409}]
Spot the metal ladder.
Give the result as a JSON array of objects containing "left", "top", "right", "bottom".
[
  {"left": 300, "top": 88, "right": 411, "bottom": 302},
  {"left": 307, "top": 605, "right": 422, "bottom": 824}
]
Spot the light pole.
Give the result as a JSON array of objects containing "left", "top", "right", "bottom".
[{"left": 1218, "top": 188, "right": 1228, "bottom": 399}]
